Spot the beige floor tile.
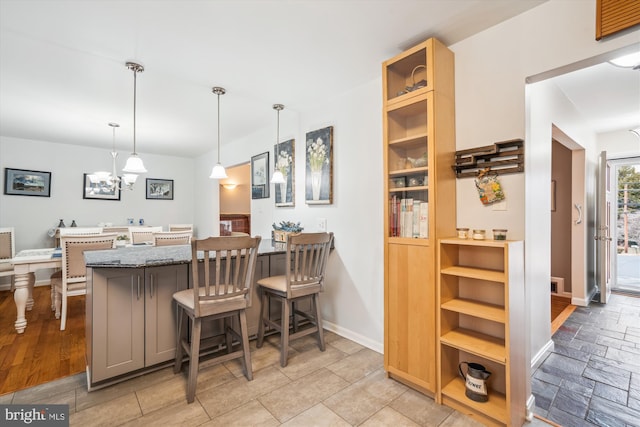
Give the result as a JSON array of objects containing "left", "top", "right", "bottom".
[
  {"left": 69, "top": 393, "right": 141, "bottom": 427},
  {"left": 388, "top": 388, "right": 453, "bottom": 425},
  {"left": 258, "top": 368, "right": 350, "bottom": 423},
  {"left": 323, "top": 369, "right": 407, "bottom": 425},
  {"left": 280, "top": 403, "right": 351, "bottom": 427},
  {"left": 326, "top": 348, "right": 383, "bottom": 383},
  {"left": 205, "top": 399, "right": 279, "bottom": 427},
  {"left": 224, "top": 338, "right": 283, "bottom": 378},
  {"left": 76, "top": 366, "right": 176, "bottom": 411},
  {"left": 326, "top": 334, "right": 366, "bottom": 355},
  {"left": 438, "top": 410, "right": 486, "bottom": 427},
  {"left": 119, "top": 399, "right": 210, "bottom": 427},
  {"left": 198, "top": 365, "right": 291, "bottom": 419},
  {"left": 146, "top": 362, "right": 236, "bottom": 412},
  {"left": 278, "top": 345, "right": 347, "bottom": 381},
  {"left": 360, "top": 406, "right": 421, "bottom": 426}
]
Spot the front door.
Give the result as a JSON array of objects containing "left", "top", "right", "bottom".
[{"left": 596, "top": 151, "right": 612, "bottom": 303}]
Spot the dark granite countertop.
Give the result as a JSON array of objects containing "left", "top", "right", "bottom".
[{"left": 85, "top": 239, "right": 287, "bottom": 268}]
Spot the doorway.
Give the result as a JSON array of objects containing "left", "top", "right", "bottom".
[
  {"left": 610, "top": 156, "right": 640, "bottom": 295},
  {"left": 549, "top": 128, "right": 587, "bottom": 332}
]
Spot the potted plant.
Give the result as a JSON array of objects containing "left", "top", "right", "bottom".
[{"left": 271, "top": 221, "right": 303, "bottom": 242}]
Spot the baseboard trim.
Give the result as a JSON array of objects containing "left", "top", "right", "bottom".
[
  {"left": 571, "top": 295, "right": 590, "bottom": 306},
  {"left": 531, "top": 339, "right": 554, "bottom": 370},
  {"left": 322, "top": 320, "right": 383, "bottom": 354}
]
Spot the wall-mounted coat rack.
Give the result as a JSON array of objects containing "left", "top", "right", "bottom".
[{"left": 452, "top": 138, "right": 524, "bottom": 178}]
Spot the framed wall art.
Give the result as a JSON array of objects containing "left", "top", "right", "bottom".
[
  {"left": 146, "top": 178, "right": 174, "bottom": 200},
  {"left": 4, "top": 168, "right": 51, "bottom": 197},
  {"left": 83, "top": 173, "right": 120, "bottom": 200},
  {"left": 305, "top": 126, "right": 333, "bottom": 204},
  {"left": 251, "top": 151, "right": 270, "bottom": 199},
  {"left": 274, "top": 139, "right": 295, "bottom": 207}
]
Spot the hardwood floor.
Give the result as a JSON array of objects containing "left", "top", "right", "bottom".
[
  {"left": 550, "top": 294, "right": 575, "bottom": 335},
  {"left": 0, "top": 286, "right": 85, "bottom": 396}
]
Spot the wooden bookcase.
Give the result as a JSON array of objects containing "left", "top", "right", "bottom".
[
  {"left": 437, "top": 238, "right": 525, "bottom": 426},
  {"left": 382, "top": 38, "right": 456, "bottom": 395}
]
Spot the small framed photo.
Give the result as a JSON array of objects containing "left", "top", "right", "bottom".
[
  {"left": 4, "top": 168, "right": 51, "bottom": 197},
  {"left": 146, "top": 178, "right": 174, "bottom": 200},
  {"left": 83, "top": 173, "right": 120, "bottom": 200},
  {"left": 251, "top": 152, "right": 270, "bottom": 199}
]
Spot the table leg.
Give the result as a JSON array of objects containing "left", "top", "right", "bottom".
[
  {"left": 13, "top": 272, "right": 33, "bottom": 334},
  {"left": 26, "top": 273, "right": 35, "bottom": 311}
]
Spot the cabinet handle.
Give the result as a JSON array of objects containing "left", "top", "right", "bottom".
[
  {"left": 137, "top": 275, "right": 141, "bottom": 300},
  {"left": 150, "top": 274, "right": 154, "bottom": 299}
]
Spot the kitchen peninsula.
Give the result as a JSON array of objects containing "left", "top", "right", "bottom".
[{"left": 83, "top": 239, "right": 288, "bottom": 390}]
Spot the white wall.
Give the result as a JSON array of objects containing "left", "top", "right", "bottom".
[
  {"left": 450, "top": 0, "right": 639, "bottom": 367},
  {"left": 202, "top": 80, "right": 384, "bottom": 350},
  {"left": 0, "top": 136, "right": 195, "bottom": 282}
]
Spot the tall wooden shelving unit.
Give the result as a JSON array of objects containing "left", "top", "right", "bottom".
[
  {"left": 382, "top": 38, "right": 456, "bottom": 395},
  {"left": 437, "top": 238, "right": 526, "bottom": 426}
]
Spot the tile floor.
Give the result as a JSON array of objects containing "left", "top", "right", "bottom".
[
  {"left": 1, "top": 330, "right": 550, "bottom": 426},
  {"left": 532, "top": 293, "right": 640, "bottom": 427}
]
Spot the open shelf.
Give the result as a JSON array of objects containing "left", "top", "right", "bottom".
[
  {"left": 437, "top": 239, "right": 526, "bottom": 426},
  {"left": 441, "top": 298, "right": 505, "bottom": 324},
  {"left": 440, "top": 328, "right": 506, "bottom": 363},
  {"left": 441, "top": 377, "right": 508, "bottom": 424}
]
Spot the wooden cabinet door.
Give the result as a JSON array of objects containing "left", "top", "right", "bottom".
[
  {"left": 385, "top": 243, "right": 436, "bottom": 393},
  {"left": 145, "top": 264, "right": 188, "bottom": 366},
  {"left": 92, "top": 268, "right": 145, "bottom": 382}
]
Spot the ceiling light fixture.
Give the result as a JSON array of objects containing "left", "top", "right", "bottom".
[
  {"left": 210, "top": 86, "right": 228, "bottom": 179},
  {"left": 89, "top": 123, "right": 137, "bottom": 191},
  {"left": 122, "top": 62, "right": 148, "bottom": 174},
  {"left": 270, "top": 104, "right": 286, "bottom": 184},
  {"left": 608, "top": 51, "right": 640, "bottom": 70}
]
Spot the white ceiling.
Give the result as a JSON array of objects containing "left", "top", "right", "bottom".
[{"left": 1, "top": 0, "right": 637, "bottom": 160}]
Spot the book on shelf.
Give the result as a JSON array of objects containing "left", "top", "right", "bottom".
[{"left": 389, "top": 197, "right": 428, "bottom": 238}]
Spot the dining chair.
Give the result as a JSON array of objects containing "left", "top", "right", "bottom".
[
  {"left": 51, "top": 233, "right": 117, "bottom": 330},
  {"left": 173, "top": 235, "right": 262, "bottom": 403},
  {"left": 169, "top": 224, "right": 193, "bottom": 232},
  {"left": 0, "top": 227, "right": 16, "bottom": 290},
  {"left": 129, "top": 226, "right": 163, "bottom": 244},
  {"left": 153, "top": 231, "right": 192, "bottom": 246},
  {"left": 256, "top": 232, "right": 333, "bottom": 367}
]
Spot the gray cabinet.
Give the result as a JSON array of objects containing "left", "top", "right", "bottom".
[{"left": 86, "top": 264, "right": 188, "bottom": 388}]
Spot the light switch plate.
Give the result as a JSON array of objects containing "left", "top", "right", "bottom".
[
  {"left": 492, "top": 201, "right": 507, "bottom": 211},
  {"left": 317, "top": 218, "right": 327, "bottom": 231}
]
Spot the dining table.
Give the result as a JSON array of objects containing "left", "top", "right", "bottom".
[{"left": 10, "top": 248, "right": 61, "bottom": 334}]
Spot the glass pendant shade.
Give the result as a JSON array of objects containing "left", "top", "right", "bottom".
[
  {"left": 271, "top": 170, "right": 285, "bottom": 184},
  {"left": 123, "top": 153, "right": 147, "bottom": 173},
  {"left": 210, "top": 163, "right": 228, "bottom": 179},
  {"left": 122, "top": 174, "right": 138, "bottom": 186}
]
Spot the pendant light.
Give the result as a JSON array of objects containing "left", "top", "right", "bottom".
[
  {"left": 209, "top": 86, "right": 228, "bottom": 179},
  {"left": 123, "top": 62, "right": 148, "bottom": 174},
  {"left": 270, "top": 104, "right": 286, "bottom": 184}
]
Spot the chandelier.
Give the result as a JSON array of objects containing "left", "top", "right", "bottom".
[{"left": 88, "top": 123, "right": 137, "bottom": 192}]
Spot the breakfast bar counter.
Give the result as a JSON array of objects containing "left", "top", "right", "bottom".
[{"left": 84, "top": 239, "right": 288, "bottom": 390}]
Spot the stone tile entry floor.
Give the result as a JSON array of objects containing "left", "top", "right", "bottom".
[{"left": 532, "top": 293, "right": 640, "bottom": 427}]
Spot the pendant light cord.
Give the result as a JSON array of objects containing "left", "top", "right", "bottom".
[
  {"left": 217, "top": 91, "right": 221, "bottom": 163},
  {"left": 132, "top": 68, "right": 137, "bottom": 155}
]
